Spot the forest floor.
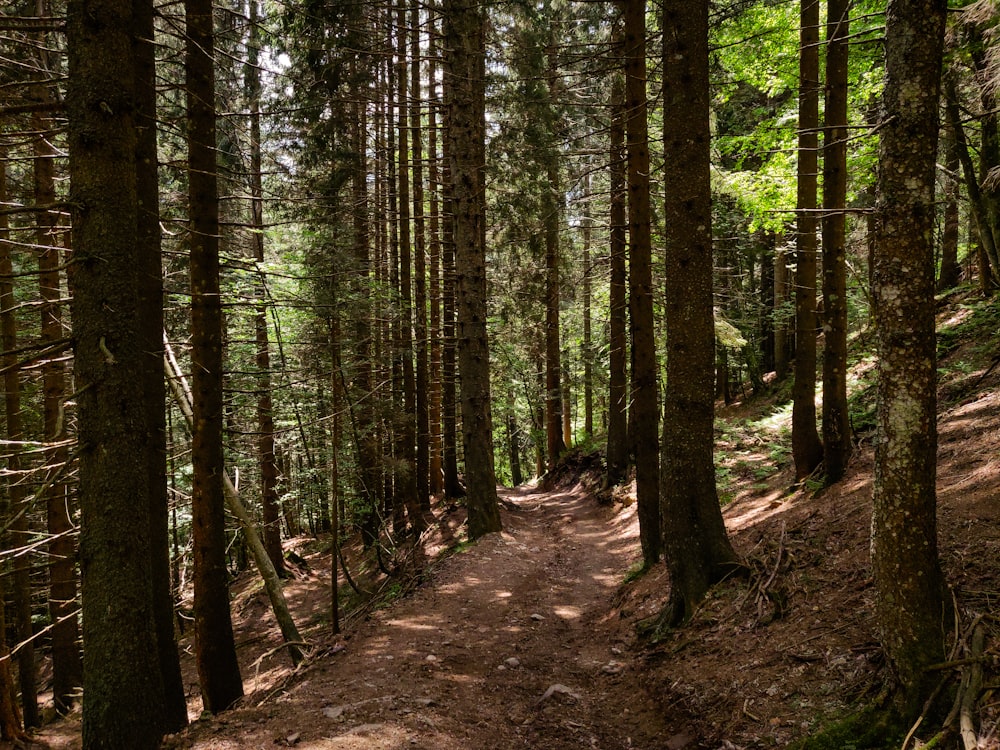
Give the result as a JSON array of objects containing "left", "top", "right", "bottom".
[{"left": 26, "top": 292, "right": 1000, "bottom": 749}]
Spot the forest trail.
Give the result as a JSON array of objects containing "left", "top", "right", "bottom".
[{"left": 168, "top": 483, "right": 670, "bottom": 749}]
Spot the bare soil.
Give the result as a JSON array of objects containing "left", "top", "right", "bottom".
[{"left": 25, "top": 297, "right": 1000, "bottom": 749}]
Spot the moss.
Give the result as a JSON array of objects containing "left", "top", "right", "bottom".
[{"left": 787, "top": 702, "right": 906, "bottom": 750}]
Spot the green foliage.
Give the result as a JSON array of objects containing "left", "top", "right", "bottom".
[{"left": 786, "top": 702, "right": 905, "bottom": 750}]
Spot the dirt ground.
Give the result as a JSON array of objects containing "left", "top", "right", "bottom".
[{"left": 24, "top": 299, "right": 1000, "bottom": 749}]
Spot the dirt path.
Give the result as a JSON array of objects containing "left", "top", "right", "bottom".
[{"left": 169, "top": 483, "right": 671, "bottom": 749}]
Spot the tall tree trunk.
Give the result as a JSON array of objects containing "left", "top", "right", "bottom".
[
  {"left": 411, "top": 0, "right": 431, "bottom": 512},
  {"left": 247, "top": 0, "right": 285, "bottom": 578},
  {"left": 67, "top": 0, "right": 169, "bottom": 740},
  {"left": 606, "top": 72, "right": 629, "bottom": 488},
  {"left": 427, "top": 21, "right": 444, "bottom": 495},
  {"left": 938, "top": 125, "right": 961, "bottom": 291},
  {"left": 31, "top": 4, "right": 82, "bottom": 706},
  {"left": 660, "top": 0, "right": 740, "bottom": 626},
  {"left": 444, "top": 0, "right": 501, "bottom": 538},
  {"left": 350, "top": 65, "right": 382, "bottom": 546},
  {"left": 773, "top": 243, "right": 790, "bottom": 380},
  {"left": 582, "top": 172, "right": 594, "bottom": 438},
  {"left": 792, "top": 0, "right": 824, "bottom": 480},
  {"left": 329, "top": 321, "right": 341, "bottom": 635},
  {"left": 0, "top": 157, "right": 29, "bottom": 741},
  {"left": 871, "top": 0, "right": 948, "bottom": 721},
  {"left": 186, "top": 0, "right": 245, "bottom": 711},
  {"left": 821, "top": 0, "right": 851, "bottom": 484},
  {"left": 135, "top": 0, "right": 187, "bottom": 726},
  {"left": 507, "top": 412, "right": 523, "bottom": 486},
  {"left": 396, "top": 2, "right": 423, "bottom": 534},
  {"left": 441, "top": 94, "right": 463, "bottom": 499},
  {"left": 621, "top": 0, "right": 660, "bottom": 565},
  {"left": 544, "top": 159, "right": 565, "bottom": 470}
]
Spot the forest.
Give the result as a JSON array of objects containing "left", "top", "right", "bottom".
[{"left": 1, "top": 0, "right": 999, "bottom": 746}]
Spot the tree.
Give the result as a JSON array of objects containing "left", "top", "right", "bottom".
[
  {"left": 66, "top": 0, "right": 169, "bottom": 740},
  {"left": 605, "top": 71, "right": 629, "bottom": 488},
  {"left": 135, "top": 0, "right": 188, "bottom": 726},
  {"left": 444, "top": 0, "right": 501, "bottom": 538},
  {"left": 659, "top": 0, "right": 740, "bottom": 625},
  {"left": 792, "top": 0, "right": 824, "bottom": 480},
  {"left": 821, "top": 0, "right": 851, "bottom": 483},
  {"left": 31, "top": 4, "right": 82, "bottom": 708},
  {"left": 0, "top": 156, "right": 28, "bottom": 744},
  {"left": 246, "top": 0, "right": 285, "bottom": 578},
  {"left": 186, "top": 0, "right": 245, "bottom": 711},
  {"left": 871, "top": 0, "right": 948, "bottom": 720},
  {"left": 621, "top": 0, "right": 660, "bottom": 565}
]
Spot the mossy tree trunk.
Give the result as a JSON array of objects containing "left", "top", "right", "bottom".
[{"left": 871, "top": 0, "right": 949, "bottom": 721}]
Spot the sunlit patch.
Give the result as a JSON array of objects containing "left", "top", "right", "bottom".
[{"left": 553, "top": 605, "right": 581, "bottom": 619}]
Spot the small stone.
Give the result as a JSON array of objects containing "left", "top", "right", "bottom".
[
  {"left": 322, "top": 705, "right": 345, "bottom": 720},
  {"left": 601, "top": 660, "right": 624, "bottom": 675},
  {"left": 426, "top": 654, "right": 439, "bottom": 662},
  {"left": 530, "top": 613, "right": 545, "bottom": 621},
  {"left": 505, "top": 657, "right": 521, "bottom": 668}
]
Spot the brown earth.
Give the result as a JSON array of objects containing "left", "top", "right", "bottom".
[{"left": 24, "top": 297, "right": 1000, "bottom": 750}]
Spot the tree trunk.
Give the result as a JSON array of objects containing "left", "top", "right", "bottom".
[
  {"left": 938, "top": 125, "right": 961, "bottom": 291},
  {"left": 871, "top": 0, "right": 948, "bottom": 721},
  {"left": 545, "top": 159, "right": 565, "bottom": 470},
  {"left": 660, "top": 0, "right": 740, "bottom": 626},
  {"left": 444, "top": 0, "right": 501, "bottom": 538},
  {"left": 428, "top": 22, "right": 444, "bottom": 496},
  {"left": 441, "top": 92, "right": 463, "bottom": 499},
  {"left": 349, "top": 65, "right": 382, "bottom": 544},
  {"left": 773, "top": 244, "right": 790, "bottom": 379},
  {"left": 606, "top": 72, "right": 629, "bottom": 488},
  {"left": 0, "top": 157, "right": 29, "bottom": 743},
  {"left": 582, "top": 173, "right": 594, "bottom": 438},
  {"left": 67, "top": 0, "right": 169, "bottom": 740},
  {"left": 31, "top": 10, "right": 82, "bottom": 706},
  {"left": 792, "top": 0, "right": 824, "bottom": 480},
  {"left": 821, "top": 0, "right": 851, "bottom": 484},
  {"left": 621, "top": 0, "right": 660, "bottom": 565},
  {"left": 395, "top": 4, "right": 424, "bottom": 534},
  {"left": 411, "top": 0, "right": 431, "bottom": 512},
  {"left": 135, "top": 0, "right": 187, "bottom": 726},
  {"left": 246, "top": 0, "right": 286, "bottom": 578},
  {"left": 507, "top": 412, "right": 523, "bottom": 487},
  {"left": 186, "top": 0, "right": 244, "bottom": 711}
]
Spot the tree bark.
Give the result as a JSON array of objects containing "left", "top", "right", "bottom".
[
  {"left": 871, "top": 0, "right": 948, "bottom": 720},
  {"left": 67, "top": 0, "right": 169, "bottom": 739},
  {"left": 792, "top": 0, "right": 824, "bottom": 480},
  {"left": 606, "top": 71, "right": 629, "bottom": 488},
  {"left": 0, "top": 156, "right": 28, "bottom": 743},
  {"left": 186, "top": 0, "right": 245, "bottom": 711},
  {"left": 246, "top": 0, "right": 286, "bottom": 579},
  {"left": 31, "top": 4, "right": 82, "bottom": 706},
  {"left": 545, "top": 158, "right": 565, "bottom": 470},
  {"left": 428, "top": 20, "right": 444, "bottom": 495},
  {"left": 621, "top": 0, "right": 660, "bottom": 565},
  {"left": 660, "top": 0, "right": 740, "bottom": 626},
  {"left": 444, "top": 0, "right": 501, "bottom": 538},
  {"left": 938, "top": 124, "right": 961, "bottom": 292},
  {"left": 395, "top": 3, "right": 423, "bottom": 534},
  {"left": 411, "top": 0, "right": 431, "bottom": 512},
  {"left": 821, "top": 0, "right": 851, "bottom": 484},
  {"left": 135, "top": 0, "right": 187, "bottom": 726}
]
